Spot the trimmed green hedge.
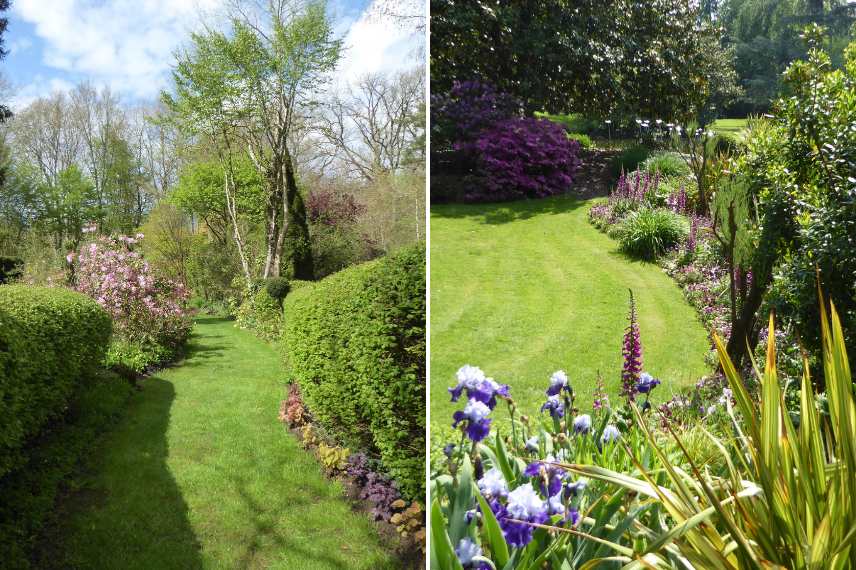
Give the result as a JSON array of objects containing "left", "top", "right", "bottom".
[
  {"left": 282, "top": 244, "right": 426, "bottom": 500},
  {"left": 0, "top": 286, "right": 112, "bottom": 480},
  {"left": 0, "top": 370, "right": 132, "bottom": 567}
]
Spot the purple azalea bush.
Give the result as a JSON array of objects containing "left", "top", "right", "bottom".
[
  {"left": 465, "top": 117, "right": 582, "bottom": 202},
  {"left": 431, "top": 80, "right": 521, "bottom": 148}
]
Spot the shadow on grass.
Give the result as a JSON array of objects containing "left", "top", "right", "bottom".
[
  {"left": 430, "top": 193, "right": 590, "bottom": 225},
  {"left": 34, "top": 378, "right": 204, "bottom": 570}
]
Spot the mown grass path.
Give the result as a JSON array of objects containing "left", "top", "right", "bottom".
[
  {"left": 39, "top": 317, "right": 395, "bottom": 570},
  {"left": 431, "top": 196, "right": 711, "bottom": 428}
]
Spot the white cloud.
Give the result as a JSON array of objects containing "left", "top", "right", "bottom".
[
  {"left": 11, "top": 0, "right": 424, "bottom": 105},
  {"left": 336, "top": 0, "right": 423, "bottom": 84},
  {"left": 8, "top": 36, "right": 33, "bottom": 55},
  {"left": 9, "top": 76, "right": 75, "bottom": 110},
  {"left": 12, "top": 0, "right": 223, "bottom": 101}
]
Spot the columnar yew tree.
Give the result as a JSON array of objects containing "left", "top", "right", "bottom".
[{"left": 164, "top": 0, "right": 340, "bottom": 281}]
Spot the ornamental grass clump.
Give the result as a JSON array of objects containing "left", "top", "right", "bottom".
[
  {"left": 560, "top": 289, "right": 856, "bottom": 568},
  {"left": 617, "top": 208, "right": 688, "bottom": 260}
]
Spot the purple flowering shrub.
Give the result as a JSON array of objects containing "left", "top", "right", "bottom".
[
  {"left": 431, "top": 80, "right": 521, "bottom": 149},
  {"left": 73, "top": 235, "right": 191, "bottom": 370},
  {"left": 464, "top": 118, "right": 582, "bottom": 202}
]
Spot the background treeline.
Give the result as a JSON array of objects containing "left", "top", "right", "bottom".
[
  {"left": 430, "top": 0, "right": 855, "bottom": 123},
  {"left": 0, "top": 28, "right": 425, "bottom": 308}
]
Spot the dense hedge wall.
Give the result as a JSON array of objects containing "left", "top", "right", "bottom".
[
  {"left": 0, "top": 286, "right": 112, "bottom": 480},
  {"left": 282, "top": 244, "right": 426, "bottom": 500}
]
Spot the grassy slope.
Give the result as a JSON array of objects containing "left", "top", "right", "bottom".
[
  {"left": 430, "top": 196, "right": 711, "bottom": 428},
  {"left": 711, "top": 118, "right": 748, "bottom": 135},
  {"left": 41, "top": 317, "right": 394, "bottom": 570}
]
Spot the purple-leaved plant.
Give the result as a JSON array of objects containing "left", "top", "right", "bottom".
[
  {"left": 346, "top": 453, "right": 402, "bottom": 522},
  {"left": 621, "top": 290, "right": 643, "bottom": 402}
]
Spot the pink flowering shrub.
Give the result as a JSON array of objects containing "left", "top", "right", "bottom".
[{"left": 73, "top": 235, "right": 192, "bottom": 370}]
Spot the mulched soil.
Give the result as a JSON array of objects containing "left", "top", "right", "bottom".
[{"left": 570, "top": 148, "right": 621, "bottom": 199}]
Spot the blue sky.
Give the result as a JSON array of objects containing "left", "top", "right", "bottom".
[{"left": 2, "top": 0, "right": 421, "bottom": 110}]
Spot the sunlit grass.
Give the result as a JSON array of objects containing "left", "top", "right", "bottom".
[
  {"left": 40, "top": 317, "right": 396, "bottom": 570},
  {"left": 430, "top": 195, "right": 711, "bottom": 428}
]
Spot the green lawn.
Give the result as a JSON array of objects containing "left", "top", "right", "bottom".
[
  {"left": 710, "top": 118, "right": 748, "bottom": 135},
  {"left": 38, "top": 316, "right": 396, "bottom": 570},
  {"left": 430, "top": 196, "right": 712, "bottom": 428}
]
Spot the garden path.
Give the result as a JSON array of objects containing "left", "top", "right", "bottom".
[{"left": 38, "top": 316, "right": 394, "bottom": 570}]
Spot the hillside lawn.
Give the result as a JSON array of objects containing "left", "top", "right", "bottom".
[{"left": 430, "top": 196, "right": 712, "bottom": 429}]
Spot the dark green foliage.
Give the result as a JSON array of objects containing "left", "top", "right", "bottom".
[
  {"left": 536, "top": 112, "right": 600, "bottom": 135},
  {"left": 720, "top": 0, "right": 855, "bottom": 115},
  {"left": 617, "top": 208, "right": 688, "bottom": 260},
  {"left": 431, "top": 0, "right": 737, "bottom": 120},
  {"left": 265, "top": 277, "right": 290, "bottom": 302},
  {"left": 0, "top": 255, "right": 21, "bottom": 284},
  {"left": 0, "top": 370, "right": 131, "bottom": 568},
  {"left": 282, "top": 244, "right": 426, "bottom": 500},
  {"left": 610, "top": 145, "right": 651, "bottom": 178},
  {"left": 0, "top": 286, "right": 112, "bottom": 481}
]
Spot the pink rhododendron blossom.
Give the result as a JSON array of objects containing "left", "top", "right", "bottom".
[{"left": 74, "top": 235, "right": 191, "bottom": 350}]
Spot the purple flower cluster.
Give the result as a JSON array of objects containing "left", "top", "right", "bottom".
[
  {"left": 621, "top": 290, "right": 643, "bottom": 402},
  {"left": 478, "top": 462, "right": 582, "bottom": 548},
  {"left": 666, "top": 184, "right": 688, "bottom": 214},
  {"left": 465, "top": 118, "right": 582, "bottom": 202},
  {"left": 305, "top": 188, "right": 365, "bottom": 227},
  {"left": 431, "top": 80, "right": 521, "bottom": 147},
  {"left": 450, "top": 365, "right": 509, "bottom": 442},
  {"left": 610, "top": 170, "right": 660, "bottom": 206}
]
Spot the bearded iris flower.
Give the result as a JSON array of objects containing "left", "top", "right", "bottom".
[
  {"left": 546, "top": 370, "right": 571, "bottom": 396},
  {"left": 573, "top": 414, "right": 592, "bottom": 434},
  {"left": 601, "top": 424, "right": 621, "bottom": 443},
  {"left": 636, "top": 372, "right": 661, "bottom": 394},
  {"left": 453, "top": 398, "right": 493, "bottom": 442},
  {"left": 478, "top": 467, "right": 508, "bottom": 499},
  {"left": 449, "top": 365, "right": 510, "bottom": 409},
  {"left": 541, "top": 394, "right": 564, "bottom": 418},
  {"left": 495, "top": 483, "right": 549, "bottom": 548}
]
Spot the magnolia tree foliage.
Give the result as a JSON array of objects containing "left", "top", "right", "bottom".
[
  {"left": 430, "top": 0, "right": 739, "bottom": 121},
  {"left": 73, "top": 234, "right": 192, "bottom": 352}
]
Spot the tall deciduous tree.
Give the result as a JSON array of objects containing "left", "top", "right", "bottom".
[
  {"left": 164, "top": 0, "right": 341, "bottom": 281},
  {"left": 318, "top": 68, "right": 425, "bottom": 181}
]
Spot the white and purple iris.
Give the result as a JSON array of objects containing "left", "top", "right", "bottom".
[
  {"left": 449, "top": 365, "right": 510, "bottom": 410},
  {"left": 636, "top": 372, "right": 661, "bottom": 394},
  {"left": 452, "top": 398, "right": 493, "bottom": 442},
  {"left": 601, "top": 424, "right": 621, "bottom": 443},
  {"left": 546, "top": 370, "right": 572, "bottom": 396},
  {"left": 573, "top": 414, "right": 592, "bottom": 434},
  {"left": 498, "top": 483, "right": 549, "bottom": 548},
  {"left": 478, "top": 467, "right": 508, "bottom": 499},
  {"left": 541, "top": 394, "right": 565, "bottom": 419}
]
